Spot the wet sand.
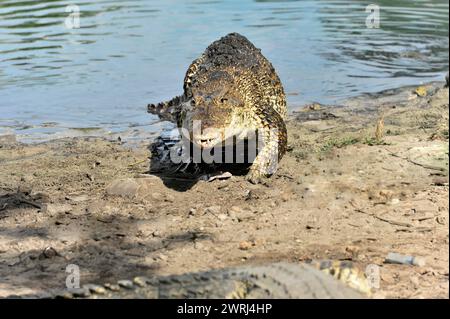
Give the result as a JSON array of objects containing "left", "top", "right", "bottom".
[{"left": 0, "top": 82, "right": 448, "bottom": 298}]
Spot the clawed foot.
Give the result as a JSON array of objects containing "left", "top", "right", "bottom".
[{"left": 246, "top": 169, "right": 267, "bottom": 184}]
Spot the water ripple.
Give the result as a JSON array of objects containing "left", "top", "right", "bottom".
[{"left": 0, "top": 0, "right": 448, "bottom": 142}]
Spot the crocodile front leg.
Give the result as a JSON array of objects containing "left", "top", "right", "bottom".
[{"left": 246, "top": 106, "right": 287, "bottom": 184}]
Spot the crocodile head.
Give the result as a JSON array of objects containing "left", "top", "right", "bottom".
[{"left": 181, "top": 70, "right": 250, "bottom": 148}]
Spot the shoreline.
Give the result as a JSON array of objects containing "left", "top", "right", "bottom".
[
  {"left": 1, "top": 78, "right": 447, "bottom": 146},
  {"left": 0, "top": 81, "right": 448, "bottom": 298}
]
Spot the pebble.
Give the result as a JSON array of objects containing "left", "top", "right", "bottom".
[
  {"left": 158, "top": 253, "right": 168, "bottom": 261},
  {"left": 238, "top": 241, "right": 252, "bottom": 250},
  {"left": 436, "top": 216, "right": 446, "bottom": 225},
  {"left": 228, "top": 206, "right": 243, "bottom": 215},
  {"left": 379, "top": 189, "right": 394, "bottom": 200},
  {"left": 41, "top": 246, "right": 58, "bottom": 259},
  {"left": 45, "top": 203, "right": 72, "bottom": 216},
  {"left": 228, "top": 206, "right": 255, "bottom": 222},
  {"left": 65, "top": 195, "right": 89, "bottom": 203},
  {"left": 0, "top": 134, "right": 16, "bottom": 146},
  {"left": 152, "top": 230, "right": 162, "bottom": 237},
  {"left": 205, "top": 206, "right": 221, "bottom": 215},
  {"left": 281, "top": 193, "right": 290, "bottom": 202},
  {"left": 194, "top": 241, "right": 205, "bottom": 250},
  {"left": 414, "top": 86, "right": 428, "bottom": 97},
  {"left": 410, "top": 276, "right": 420, "bottom": 288},
  {"left": 105, "top": 178, "right": 139, "bottom": 198},
  {"left": 345, "top": 245, "right": 360, "bottom": 255},
  {"left": 217, "top": 214, "right": 228, "bottom": 221},
  {"left": 165, "top": 194, "right": 175, "bottom": 202}
]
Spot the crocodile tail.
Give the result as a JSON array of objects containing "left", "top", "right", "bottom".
[{"left": 147, "top": 95, "right": 185, "bottom": 122}]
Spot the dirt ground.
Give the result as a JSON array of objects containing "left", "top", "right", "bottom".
[{"left": 0, "top": 82, "right": 448, "bottom": 299}]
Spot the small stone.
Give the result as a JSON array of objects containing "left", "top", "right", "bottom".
[
  {"left": 379, "top": 189, "right": 394, "bottom": 200},
  {"left": 152, "top": 230, "right": 162, "bottom": 237},
  {"left": 436, "top": 216, "right": 446, "bottom": 225},
  {"left": 414, "top": 86, "right": 428, "bottom": 97},
  {"left": 106, "top": 178, "right": 139, "bottom": 198},
  {"left": 217, "top": 214, "right": 228, "bottom": 221},
  {"left": 381, "top": 273, "right": 395, "bottom": 284},
  {"left": 244, "top": 190, "right": 259, "bottom": 200},
  {"left": 194, "top": 241, "right": 205, "bottom": 250},
  {"left": 345, "top": 245, "right": 360, "bottom": 255},
  {"left": 42, "top": 246, "right": 57, "bottom": 259},
  {"left": 45, "top": 203, "right": 72, "bottom": 215},
  {"left": 158, "top": 254, "right": 168, "bottom": 261},
  {"left": 117, "top": 280, "right": 134, "bottom": 289},
  {"left": 308, "top": 103, "right": 321, "bottom": 111},
  {"left": 66, "top": 195, "right": 89, "bottom": 203},
  {"left": 356, "top": 254, "right": 367, "bottom": 262},
  {"left": 150, "top": 192, "right": 164, "bottom": 201},
  {"left": 0, "top": 134, "right": 16, "bottom": 146},
  {"left": 410, "top": 276, "right": 420, "bottom": 288},
  {"left": 281, "top": 193, "right": 290, "bottom": 202},
  {"left": 165, "top": 194, "right": 175, "bottom": 202},
  {"left": 227, "top": 206, "right": 254, "bottom": 222},
  {"left": 205, "top": 206, "right": 221, "bottom": 215},
  {"left": 238, "top": 241, "right": 252, "bottom": 250},
  {"left": 228, "top": 206, "right": 243, "bottom": 215}
]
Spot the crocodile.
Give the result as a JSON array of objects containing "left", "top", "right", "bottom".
[
  {"left": 17, "top": 261, "right": 371, "bottom": 299},
  {"left": 147, "top": 33, "right": 287, "bottom": 184}
]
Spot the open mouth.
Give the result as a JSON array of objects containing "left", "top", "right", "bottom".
[{"left": 192, "top": 130, "right": 223, "bottom": 148}]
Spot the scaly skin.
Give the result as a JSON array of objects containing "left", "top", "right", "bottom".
[
  {"left": 148, "top": 33, "right": 287, "bottom": 183},
  {"left": 18, "top": 262, "right": 370, "bottom": 299}
]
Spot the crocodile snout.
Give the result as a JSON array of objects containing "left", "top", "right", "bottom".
[{"left": 192, "top": 130, "right": 223, "bottom": 148}]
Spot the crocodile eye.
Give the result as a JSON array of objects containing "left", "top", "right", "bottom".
[{"left": 220, "top": 98, "right": 228, "bottom": 103}]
